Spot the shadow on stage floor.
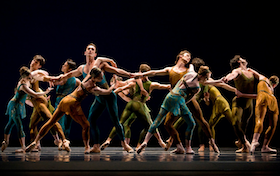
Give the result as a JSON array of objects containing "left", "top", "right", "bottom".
[{"left": 1, "top": 147, "right": 279, "bottom": 176}]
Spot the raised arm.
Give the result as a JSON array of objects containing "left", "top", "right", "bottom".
[
  {"left": 101, "top": 62, "right": 132, "bottom": 78},
  {"left": 95, "top": 57, "right": 117, "bottom": 68}
]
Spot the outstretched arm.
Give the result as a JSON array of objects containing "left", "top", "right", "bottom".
[
  {"left": 91, "top": 83, "right": 115, "bottom": 96},
  {"left": 21, "top": 84, "right": 53, "bottom": 98},
  {"left": 141, "top": 67, "right": 171, "bottom": 77},
  {"left": 101, "top": 62, "right": 132, "bottom": 78},
  {"left": 222, "top": 69, "right": 240, "bottom": 83},
  {"left": 114, "top": 81, "right": 135, "bottom": 94},
  {"left": 150, "top": 82, "right": 171, "bottom": 92}
]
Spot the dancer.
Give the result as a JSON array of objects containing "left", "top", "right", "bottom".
[
  {"left": 222, "top": 55, "right": 257, "bottom": 152},
  {"left": 248, "top": 69, "right": 279, "bottom": 153},
  {"left": 26, "top": 67, "right": 115, "bottom": 154},
  {"left": 134, "top": 50, "right": 219, "bottom": 153},
  {"left": 27, "top": 55, "right": 68, "bottom": 151},
  {"left": 137, "top": 64, "right": 226, "bottom": 154},
  {"left": 100, "top": 64, "right": 170, "bottom": 150},
  {"left": 2, "top": 66, "right": 52, "bottom": 152},
  {"left": 192, "top": 61, "right": 257, "bottom": 152},
  {"left": 55, "top": 43, "right": 134, "bottom": 153},
  {"left": 54, "top": 59, "right": 81, "bottom": 138}
]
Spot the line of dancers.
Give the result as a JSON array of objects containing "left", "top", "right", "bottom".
[{"left": 1, "top": 43, "right": 279, "bottom": 154}]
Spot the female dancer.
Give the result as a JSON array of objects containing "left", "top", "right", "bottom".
[
  {"left": 100, "top": 64, "right": 170, "bottom": 150},
  {"left": 248, "top": 69, "right": 279, "bottom": 153},
  {"left": 2, "top": 66, "right": 52, "bottom": 152},
  {"left": 26, "top": 67, "right": 115, "bottom": 154}
]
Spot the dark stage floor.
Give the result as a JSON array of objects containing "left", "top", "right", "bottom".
[{"left": 1, "top": 147, "right": 279, "bottom": 176}]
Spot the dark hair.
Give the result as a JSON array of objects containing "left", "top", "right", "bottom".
[
  {"left": 191, "top": 57, "right": 205, "bottom": 72},
  {"left": 230, "top": 55, "right": 241, "bottom": 70},
  {"left": 66, "top": 59, "right": 76, "bottom": 70},
  {"left": 19, "top": 66, "right": 31, "bottom": 78},
  {"left": 33, "top": 55, "right": 45, "bottom": 66},
  {"left": 269, "top": 75, "right": 279, "bottom": 86}
]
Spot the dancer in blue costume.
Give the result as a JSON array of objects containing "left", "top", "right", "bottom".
[
  {"left": 2, "top": 66, "right": 53, "bottom": 153},
  {"left": 51, "top": 59, "right": 81, "bottom": 139},
  {"left": 55, "top": 43, "right": 135, "bottom": 153}
]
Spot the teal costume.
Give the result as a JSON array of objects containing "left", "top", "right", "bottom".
[
  {"left": 82, "top": 66, "right": 125, "bottom": 144},
  {"left": 4, "top": 84, "right": 28, "bottom": 138},
  {"left": 55, "top": 77, "right": 76, "bottom": 137},
  {"left": 148, "top": 74, "right": 198, "bottom": 140}
]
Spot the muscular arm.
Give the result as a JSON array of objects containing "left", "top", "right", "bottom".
[
  {"left": 101, "top": 62, "right": 132, "bottom": 78},
  {"left": 149, "top": 82, "right": 171, "bottom": 92},
  {"left": 91, "top": 83, "right": 115, "bottom": 96},
  {"left": 95, "top": 57, "right": 117, "bottom": 68},
  {"left": 114, "top": 82, "right": 135, "bottom": 94},
  {"left": 223, "top": 69, "right": 240, "bottom": 83},
  {"left": 213, "top": 82, "right": 237, "bottom": 93}
]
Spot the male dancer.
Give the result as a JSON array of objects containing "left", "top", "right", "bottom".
[
  {"left": 222, "top": 55, "right": 258, "bottom": 152},
  {"left": 57, "top": 43, "right": 135, "bottom": 153}
]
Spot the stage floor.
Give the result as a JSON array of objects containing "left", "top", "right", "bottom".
[{"left": 1, "top": 147, "right": 279, "bottom": 176}]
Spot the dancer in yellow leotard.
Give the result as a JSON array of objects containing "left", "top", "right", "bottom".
[{"left": 248, "top": 69, "right": 279, "bottom": 153}]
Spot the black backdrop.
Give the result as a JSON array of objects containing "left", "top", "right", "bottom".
[{"left": 1, "top": 1, "right": 279, "bottom": 148}]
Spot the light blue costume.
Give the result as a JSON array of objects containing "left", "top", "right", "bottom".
[
  {"left": 55, "top": 77, "right": 76, "bottom": 138},
  {"left": 148, "top": 73, "right": 198, "bottom": 140},
  {"left": 4, "top": 84, "right": 28, "bottom": 138},
  {"left": 82, "top": 66, "right": 125, "bottom": 144}
]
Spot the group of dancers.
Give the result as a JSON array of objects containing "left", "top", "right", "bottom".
[{"left": 1, "top": 43, "right": 279, "bottom": 155}]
